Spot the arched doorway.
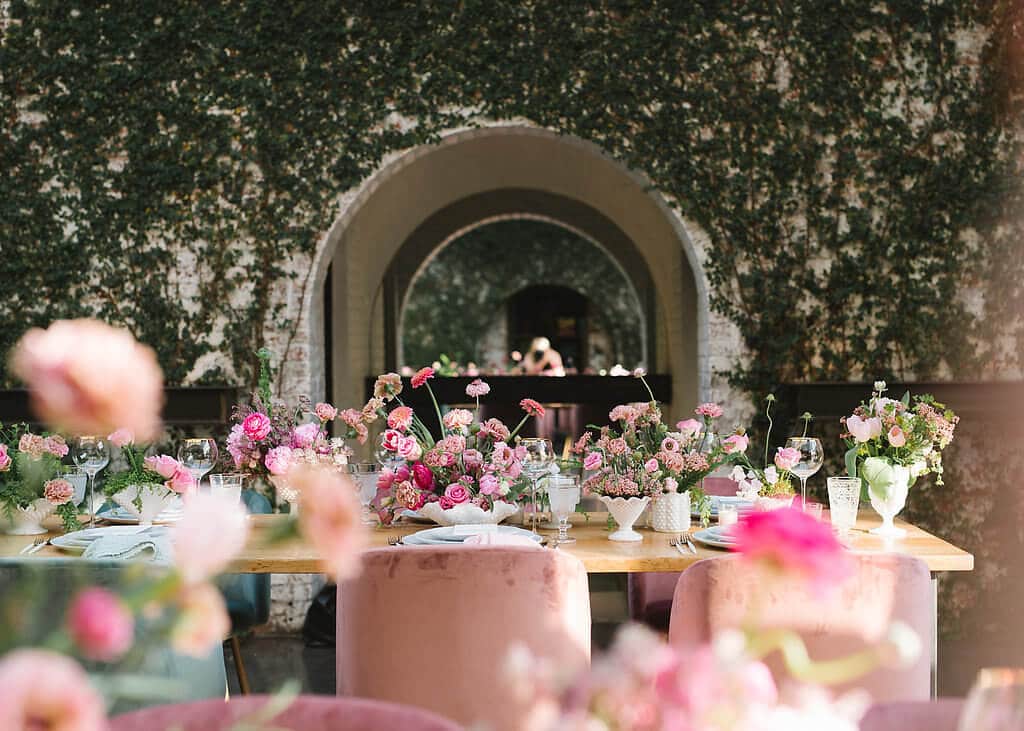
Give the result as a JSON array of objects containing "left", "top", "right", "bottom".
[{"left": 306, "top": 125, "right": 709, "bottom": 421}]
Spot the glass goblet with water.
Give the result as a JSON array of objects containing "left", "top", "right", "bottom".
[
  {"left": 519, "top": 437, "right": 554, "bottom": 533},
  {"left": 785, "top": 436, "right": 823, "bottom": 510},
  {"left": 547, "top": 475, "right": 580, "bottom": 544},
  {"left": 72, "top": 436, "right": 110, "bottom": 526},
  {"left": 178, "top": 437, "right": 219, "bottom": 491},
  {"left": 827, "top": 476, "right": 861, "bottom": 535},
  {"left": 343, "top": 463, "right": 382, "bottom": 525}
]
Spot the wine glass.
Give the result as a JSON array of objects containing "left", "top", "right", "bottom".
[
  {"left": 375, "top": 434, "right": 404, "bottom": 471},
  {"left": 785, "top": 436, "right": 824, "bottom": 510},
  {"left": 547, "top": 475, "right": 580, "bottom": 544},
  {"left": 177, "top": 438, "right": 219, "bottom": 491},
  {"left": 72, "top": 436, "right": 110, "bottom": 527},
  {"left": 343, "top": 463, "right": 382, "bottom": 525},
  {"left": 519, "top": 437, "right": 554, "bottom": 534},
  {"left": 958, "top": 668, "right": 1024, "bottom": 731}
]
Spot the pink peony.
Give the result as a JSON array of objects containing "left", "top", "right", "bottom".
[
  {"left": 11, "top": 318, "right": 164, "bottom": 442},
  {"left": 314, "top": 402, "right": 338, "bottom": 422},
  {"left": 287, "top": 464, "right": 366, "bottom": 582},
  {"left": 290, "top": 422, "right": 321, "bottom": 449},
  {"left": 373, "top": 372, "right": 403, "bottom": 400},
  {"left": 387, "top": 406, "right": 414, "bottom": 432},
  {"left": 695, "top": 402, "right": 724, "bottom": 419},
  {"left": 412, "top": 462, "right": 435, "bottom": 490},
  {"left": 887, "top": 425, "right": 907, "bottom": 447},
  {"left": 0, "top": 649, "right": 107, "bottom": 731},
  {"left": 846, "top": 414, "right": 883, "bottom": 443},
  {"left": 172, "top": 582, "right": 230, "bottom": 658},
  {"left": 774, "top": 447, "right": 801, "bottom": 472},
  {"left": 144, "top": 454, "right": 180, "bottom": 479},
  {"left": 443, "top": 408, "right": 474, "bottom": 432},
  {"left": 520, "top": 398, "right": 545, "bottom": 418},
  {"left": 411, "top": 367, "right": 435, "bottom": 389},
  {"left": 676, "top": 419, "right": 702, "bottom": 438},
  {"left": 722, "top": 434, "right": 749, "bottom": 454},
  {"left": 107, "top": 428, "right": 134, "bottom": 448},
  {"left": 397, "top": 435, "right": 422, "bottom": 462},
  {"left": 479, "top": 474, "right": 500, "bottom": 496},
  {"left": 171, "top": 492, "right": 250, "bottom": 584},
  {"left": 444, "top": 483, "right": 471, "bottom": 504},
  {"left": 242, "top": 412, "right": 272, "bottom": 441},
  {"left": 44, "top": 478, "right": 75, "bottom": 506},
  {"left": 466, "top": 379, "right": 491, "bottom": 398},
  {"left": 165, "top": 464, "right": 195, "bottom": 494},
  {"left": 67, "top": 588, "right": 133, "bottom": 662},
  {"left": 264, "top": 445, "right": 293, "bottom": 476},
  {"left": 0, "top": 444, "right": 10, "bottom": 471},
  {"left": 732, "top": 507, "right": 852, "bottom": 593},
  {"left": 381, "top": 429, "right": 402, "bottom": 452},
  {"left": 583, "top": 452, "right": 603, "bottom": 471},
  {"left": 644, "top": 458, "right": 659, "bottom": 473}
]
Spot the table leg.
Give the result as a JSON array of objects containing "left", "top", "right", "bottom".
[{"left": 931, "top": 575, "right": 938, "bottom": 698}]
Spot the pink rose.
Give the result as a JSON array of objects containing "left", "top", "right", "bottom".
[
  {"left": 166, "top": 464, "right": 195, "bottom": 494},
  {"left": 107, "top": 428, "right": 134, "bottom": 448},
  {"left": 774, "top": 447, "right": 801, "bottom": 472},
  {"left": 171, "top": 492, "right": 250, "bottom": 584},
  {"left": 172, "top": 582, "right": 231, "bottom": 658},
  {"left": 444, "top": 483, "right": 471, "bottom": 504},
  {"left": 44, "top": 478, "right": 75, "bottom": 506},
  {"left": 846, "top": 414, "right": 882, "bottom": 443},
  {"left": 263, "top": 446, "right": 292, "bottom": 476},
  {"left": 144, "top": 454, "right": 180, "bottom": 479},
  {"left": 11, "top": 318, "right": 164, "bottom": 442},
  {"left": 479, "top": 474, "right": 500, "bottom": 496},
  {"left": 67, "top": 588, "right": 133, "bottom": 662},
  {"left": 644, "top": 458, "right": 659, "bottom": 473},
  {"left": 387, "top": 406, "right": 414, "bottom": 432},
  {"left": 0, "top": 649, "right": 107, "bottom": 731},
  {"left": 381, "top": 429, "right": 402, "bottom": 452},
  {"left": 412, "top": 462, "right": 435, "bottom": 490},
  {"left": 242, "top": 412, "right": 272, "bottom": 441},
  {"left": 583, "top": 452, "right": 603, "bottom": 471},
  {"left": 287, "top": 464, "right": 367, "bottom": 582},
  {"left": 0, "top": 445, "right": 11, "bottom": 472},
  {"left": 290, "top": 422, "right": 320, "bottom": 449},
  {"left": 397, "top": 436, "right": 422, "bottom": 462},
  {"left": 462, "top": 448, "right": 483, "bottom": 470},
  {"left": 723, "top": 434, "right": 749, "bottom": 454},
  {"left": 887, "top": 425, "right": 907, "bottom": 447},
  {"left": 438, "top": 495, "right": 456, "bottom": 510},
  {"left": 314, "top": 402, "right": 338, "bottom": 422},
  {"left": 676, "top": 419, "right": 702, "bottom": 438}
]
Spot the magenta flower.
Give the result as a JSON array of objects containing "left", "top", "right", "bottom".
[
  {"left": 67, "top": 588, "right": 134, "bottom": 662},
  {"left": 242, "top": 412, "right": 272, "bottom": 441},
  {"left": 412, "top": 462, "right": 435, "bottom": 490},
  {"left": 411, "top": 367, "right": 435, "bottom": 389},
  {"left": 381, "top": 429, "right": 402, "bottom": 452},
  {"left": 0, "top": 444, "right": 10, "bottom": 472}
]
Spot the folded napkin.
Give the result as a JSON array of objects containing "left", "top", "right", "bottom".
[
  {"left": 82, "top": 531, "right": 174, "bottom": 563},
  {"left": 463, "top": 532, "right": 542, "bottom": 549}
]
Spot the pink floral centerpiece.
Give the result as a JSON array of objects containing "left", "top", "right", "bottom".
[
  {"left": 0, "top": 426, "right": 77, "bottom": 534},
  {"left": 102, "top": 430, "right": 194, "bottom": 526},
  {"left": 729, "top": 395, "right": 803, "bottom": 510},
  {"left": 369, "top": 368, "right": 542, "bottom": 525}
]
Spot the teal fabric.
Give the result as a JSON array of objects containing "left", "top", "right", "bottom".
[
  {"left": 217, "top": 489, "right": 272, "bottom": 632},
  {"left": 0, "top": 558, "right": 227, "bottom": 714}
]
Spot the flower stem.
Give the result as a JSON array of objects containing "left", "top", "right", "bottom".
[
  {"left": 763, "top": 398, "right": 775, "bottom": 469},
  {"left": 639, "top": 374, "right": 656, "bottom": 403},
  {"left": 508, "top": 414, "right": 531, "bottom": 442},
  {"left": 424, "top": 382, "right": 446, "bottom": 439}
]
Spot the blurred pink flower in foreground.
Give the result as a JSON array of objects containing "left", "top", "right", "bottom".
[
  {"left": 171, "top": 492, "right": 250, "bottom": 585},
  {"left": 0, "top": 649, "right": 107, "bottom": 731},
  {"left": 67, "top": 588, "right": 134, "bottom": 662},
  {"left": 107, "top": 428, "right": 134, "bottom": 448},
  {"left": 172, "top": 582, "right": 231, "bottom": 658},
  {"left": 731, "top": 507, "right": 852, "bottom": 593},
  {"left": 287, "top": 464, "right": 367, "bottom": 582},
  {"left": 11, "top": 318, "right": 164, "bottom": 442}
]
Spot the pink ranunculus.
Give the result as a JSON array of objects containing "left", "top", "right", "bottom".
[
  {"left": 846, "top": 414, "right": 883, "bottom": 443},
  {"left": 583, "top": 452, "right": 603, "bottom": 471},
  {"left": 444, "top": 483, "right": 471, "bottom": 504},
  {"left": 695, "top": 402, "right": 724, "bottom": 419},
  {"left": 290, "top": 422, "right": 321, "bottom": 449},
  {"left": 44, "top": 478, "right": 75, "bottom": 506},
  {"left": 887, "top": 425, "right": 907, "bottom": 447},
  {"left": 0, "top": 649, "right": 107, "bottom": 731},
  {"left": 314, "top": 402, "right": 338, "bottom": 422},
  {"left": 774, "top": 447, "right": 801, "bottom": 472},
  {"left": 171, "top": 582, "right": 231, "bottom": 658},
  {"left": 242, "top": 412, "right": 272, "bottom": 441},
  {"left": 465, "top": 379, "right": 491, "bottom": 398},
  {"left": 381, "top": 429, "right": 402, "bottom": 452},
  {"left": 644, "top": 458, "right": 659, "bottom": 473},
  {"left": 676, "top": 418, "right": 702, "bottom": 438},
  {"left": 0, "top": 444, "right": 10, "bottom": 472},
  {"left": 722, "top": 433, "right": 750, "bottom": 454},
  {"left": 732, "top": 507, "right": 852, "bottom": 594},
  {"left": 166, "top": 464, "right": 195, "bottom": 494},
  {"left": 67, "top": 588, "right": 134, "bottom": 662},
  {"left": 411, "top": 367, "right": 435, "bottom": 389},
  {"left": 43, "top": 435, "right": 69, "bottom": 458},
  {"left": 107, "top": 428, "right": 134, "bottom": 448},
  {"left": 387, "top": 406, "right": 414, "bottom": 432},
  {"left": 264, "top": 445, "right": 293, "bottom": 476},
  {"left": 412, "top": 462, "right": 435, "bottom": 490},
  {"left": 397, "top": 436, "right": 422, "bottom": 462},
  {"left": 287, "top": 464, "right": 366, "bottom": 581},
  {"left": 171, "top": 491, "right": 250, "bottom": 585},
  {"left": 144, "top": 454, "right": 180, "bottom": 479},
  {"left": 442, "top": 408, "right": 474, "bottom": 432},
  {"left": 438, "top": 495, "right": 456, "bottom": 510},
  {"left": 11, "top": 318, "right": 165, "bottom": 442},
  {"left": 462, "top": 448, "right": 483, "bottom": 470},
  {"left": 478, "top": 473, "right": 500, "bottom": 496}
]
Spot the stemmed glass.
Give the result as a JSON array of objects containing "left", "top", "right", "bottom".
[
  {"left": 72, "top": 436, "right": 110, "bottom": 527},
  {"left": 343, "top": 463, "right": 382, "bottom": 525},
  {"left": 178, "top": 438, "right": 219, "bottom": 492},
  {"left": 519, "top": 437, "right": 554, "bottom": 534},
  {"left": 786, "top": 436, "right": 824, "bottom": 510},
  {"left": 547, "top": 475, "right": 580, "bottom": 544},
  {"left": 375, "top": 435, "right": 404, "bottom": 471}
]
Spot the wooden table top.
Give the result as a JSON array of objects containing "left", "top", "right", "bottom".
[{"left": 0, "top": 511, "right": 974, "bottom": 575}]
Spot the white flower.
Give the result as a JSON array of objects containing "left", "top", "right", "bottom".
[
  {"left": 729, "top": 465, "right": 747, "bottom": 482},
  {"left": 764, "top": 466, "right": 779, "bottom": 485},
  {"left": 874, "top": 380, "right": 887, "bottom": 393},
  {"left": 846, "top": 415, "right": 882, "bottom": 443}
]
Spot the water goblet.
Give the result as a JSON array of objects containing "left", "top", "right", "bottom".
[
  {"left": 826, "top": 476, "right": 861, "bottom": 536},
  {"left": 72, "top": 436, "right": 110, "bottom": 527},
  {"left": 343, "top": 463, "right": 382, "bottom": 526},
  {"left": 547, "top": 475, "right": 580, "bottom": 544},
  {"left": 785, "top": 436, "right": 824, "bottom": 510},
  {"left": 209, "top": 473, "right": 244, "bottom": 504},
  {"left": 178, "top": 437, "right": 219, "bottom": 491},
  {"left": 519, "top": 437, "right": 554, "bottom": 533}
]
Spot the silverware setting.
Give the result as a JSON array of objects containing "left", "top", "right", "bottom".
[
  {"left": 19, "top": 537, "right": 51, "bottom": 555},
  {"left": 669, "top": 533, "right": 697, "bottom": 555},
  {"left": 680, "top": 531, "right": 698, "bottom": 554},
  {"left": 386, "top": 535, "right": 402, "bottom": 546}
]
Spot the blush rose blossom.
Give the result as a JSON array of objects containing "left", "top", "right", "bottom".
[
  {"left": 396, "top": 435, "right": 422, "bottom": 462},
  {"left": 887, "top": 425, "right": 907, "bottom": 447},
  {"left": 107, "top": 428, "right": 134, "bottom": 448},
  {"left": 676, "top": 419, "right": 702, "bottom": 438},
  {"left": 774, "top": 447, "right": 801, "bottom": 472},
  {"left": 444, "top": 483, "right": 471, "bottom": 504},
  {"left": 172, "top": 582, "right": 231, "bottom": 657},
  {"left": 144, "top": 454, "right": 180, "bottom": 479},
  {"left": 242, "top": 412, "right": 272, "bottom": 441},
  {"left": 171, "top": 491, "right": 250, "bottom": 585},
  {"left": 0, "top": 649, "right": 107, "bottom": 731},
  {"left": 67, "top": 588, "right": 134, "bottom": 662},
  {"left": 287, "top": 464, "right": 367, "bottom": 581},
  {"left": 722, "top": 434, "right": 749, "bottom": 454},
  {"left": 166, "top": 464, "right": 195, "bottom": 494}
]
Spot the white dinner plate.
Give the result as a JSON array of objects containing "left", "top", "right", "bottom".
[
  {"left": 691, "top": 526, "right": 737, "bottom": 550},
  {"left": 403, "top": 525, "right": 542, "bottom": 546},
  {"left": 692, "top": 496, "right": 754, "bottom": 518},
  {"left": 51, "top": 526, "right": 169, "bottom": 554},
  {"left": 98, "top": 506, "right": 183, "bottom": 525}
]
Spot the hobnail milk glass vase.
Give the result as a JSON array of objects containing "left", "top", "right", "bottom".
[
  {"left": 650, "top": 490, "right": 691, "bottom": 533},
  {"left": 868, "top": 464, "right": 911, "bottom": 538},
  {"left": 3, "top": 499, "right": 55, "bottom": 535},
  {"left": 598, "top": 495, "right": 650, "bottom": 542}
]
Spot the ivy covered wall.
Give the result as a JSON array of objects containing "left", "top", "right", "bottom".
[{"left": 1, "top": 1, "right": 1021, "bottom": 397}]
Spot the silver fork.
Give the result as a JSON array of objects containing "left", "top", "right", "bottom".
[
  {"left": 19, "top": 537, "right": 49, "bottom": 555},
  {"left": 668, "top": 536, "right": 687, "bottom": 556},
  {"left": 679, "top": 531, "right": 698, "bottom": 555},
  {"left": 386, "top": 535, "right": 402, "bottom": 546}
]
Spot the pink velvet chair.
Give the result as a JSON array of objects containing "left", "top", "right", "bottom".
[
  {"left": 337, "top": 546, "right": 591, "bottom": 731},
  {"left": 668, "top": 553, "right": 933, "bottom": 702},
  {"left": 859, "top": 699, "right": 964, "bottom": 730},
  {"left": 110, "top": 695, "right": 463, "bottom": 730},
  {"left": 628, "top": 476, "right": 740, "bottom": 631}
]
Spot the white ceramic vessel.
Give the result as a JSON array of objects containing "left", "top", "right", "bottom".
[
  {"left": 3, "top": 499, "right": 56, "bottom": 535},
  {"left": 650, "top": 490, "right": 691, "bottom": 533},
  {"left": 417, "top": 500, "right": 519, "bottom": 526},
  {"left": 111, "top": 484, "right": 180, "bottom": 527},
  {"left": 598, "top": 495, "right": 651, "bottom": 542}
]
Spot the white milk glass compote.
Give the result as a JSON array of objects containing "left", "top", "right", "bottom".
[
  {"left": 785, "top": 436, "right": 823, "bottom": 510},
  {"left": 547, "top": 475, "right": 581, "bottom": 545},
  {"left": 72, "top": 436, "right": 110, "bottom": 527},
  {"left": 178, "top": 437, "right": 219, "bottom": 491},
  {"left": 519, "top": 437, "right": 554, "bottom": 534}
]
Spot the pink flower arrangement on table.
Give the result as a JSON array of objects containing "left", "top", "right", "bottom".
[
  {"left": 101, "top": 430, "right": 195, "bottom": 502},
  {"left": 369, "top": 368, "right": 543, "bottom": 524},
  {"left": 0, "top": 424, "right": 79, "bottom": 531},
  {"left": 729, "top": 395, "right": 804, "bottom": 501}
]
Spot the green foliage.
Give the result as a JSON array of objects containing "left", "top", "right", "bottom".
[{"left": 0, "top": 1, "right": 1020, "bottom": 399}]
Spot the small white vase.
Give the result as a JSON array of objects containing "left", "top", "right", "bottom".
[
  {"left": 3, "top": 499, "right": 55, "bottom": 535},
  {"left": 651, "top": 490, "right": 691, "bottom": 533},
  {"left": 599, "top": 495, "right": 650, "bottom": 542},
  {"left": 868, "top": 464, "right": 910, "bottom": 538},
  {"left": 417, "top": 501, "right": 519, "bottom": 526},
  {"left": 111, "top": 484, "right": 179, "bottom": 527}
]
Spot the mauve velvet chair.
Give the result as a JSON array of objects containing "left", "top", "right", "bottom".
[
  {"left": 859, "top": 699, "right": 964, "bottom": 731},
  {"left": 668, "top": 553, "right": 933, "bottom": 703},
  {"left": 628, "top": 476, "right": 739, "bottom": 632},
  {"left": 110, "top": 694, "right": 463, "bottom": 730},
  {"left": 337, "top": 546, "right": 591, "bottom": 731}
]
